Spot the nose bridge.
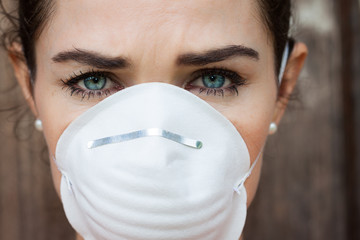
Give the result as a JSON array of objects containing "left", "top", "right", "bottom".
[
  {"left": 130, "top": 22, "right": 186, "bottom": 86},
  {"left": 135, "top": 43, "right": 176, "bottom": 85}
]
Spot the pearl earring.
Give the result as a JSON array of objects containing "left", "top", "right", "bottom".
[
  {"left": 269, "top": 122, "right": 277, "bottom": 135},
  {"left": 34, "top": 119, "right": 43, "bottom": 132}
]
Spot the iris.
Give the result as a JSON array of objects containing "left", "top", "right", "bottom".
[
  {"left": 84, "top": 76, "right": 106, "bottom": 90},
  {"left": 202, "top": 74, "right": 225, "bottom": 88}
]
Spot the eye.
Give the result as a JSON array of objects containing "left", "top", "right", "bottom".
[
  {"left": 82, "top": 75, "right": 107, "bottom": 90},
  {"left": 196, "top": 74, "right": 230, "bottom": 89},
  {"left": 61, "top": 70, "right": 123, "bottom": 100},
  {"left": 186, "top": 68, "right": 246, "bottom": 97}
]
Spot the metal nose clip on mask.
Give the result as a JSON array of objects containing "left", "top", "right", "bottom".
[{"left": 54, "top": 83, "right": 261, "bottom": 240}]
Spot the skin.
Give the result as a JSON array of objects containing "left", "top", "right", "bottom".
[{"left": 10, "top": 0, "right": 308, "bottom": 239}]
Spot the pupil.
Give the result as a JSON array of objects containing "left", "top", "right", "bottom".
[
  {"left": 202, "top": 74, "right": 225, "bottom": 88},
  {"left": 209, "top": 75, "right": 216, "bottom": 82},
  {"left": 84, "top": 76, "right": 106, "bottom": 90}
]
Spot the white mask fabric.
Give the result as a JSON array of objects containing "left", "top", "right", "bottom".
[{"left": 54, "top": 82, "right": 261, "bottom": 240}]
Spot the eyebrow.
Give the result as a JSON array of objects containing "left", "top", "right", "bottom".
[
  {"left": 51, "top": 48, "right": 130, "bottom": 69},
  {"left": 51, "top": 45, "right": 259, "bottom": 69},
  {"left": 177, "top": 45, "right": 259, "bottom": 66}
]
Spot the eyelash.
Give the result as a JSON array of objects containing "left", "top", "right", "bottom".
[
  {"left": 60, "top": 68, "right": 246, "bottom": 100},
  {"left": 187, "top": 68, "right": 247, "bottom": 97},
  {"left": 61, "top": 70, "right": 123, "bottom": 100}
]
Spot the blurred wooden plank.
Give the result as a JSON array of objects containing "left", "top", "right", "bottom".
[
  {"left": 338, "top": 0, "right": 360, "bottom": 239},
  {"left": 0, "top": 49, "right": 22, "bottom": 240},
  {"left": 244, "top": 0, "right": 348, "bottom": 239},
  {"left": 0, "top": 50, "right": 75, "bottom": 239}
]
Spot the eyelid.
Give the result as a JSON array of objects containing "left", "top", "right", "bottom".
[
  {"left": 184, "top": 67, "right": 247, "bottom": 98},
  {"left": 62, "top": 69, "right": 119, "bottom": 85},
  {"left": 60, "top": 69, "right": 124, "bottom": 100},
  {"left": 189, "top": 67, "right": 246, "bottom": 85},
  {"left": 60, "top": 67, "right": 245, "bottom": 100}
]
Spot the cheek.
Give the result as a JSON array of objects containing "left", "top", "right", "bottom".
[
  {"left": 33, "top": 80, "right": 92, "bottom": 155},
  {"left": 225, "top": 107, "right": 272, "bottom": 162},
  {"left": 225, "top": 111, "right": 271, "bottom": 207},
  {"left": 33, "top": 78, "right": 91, "bottom": 196},
  {"left": 34, "top": 88, "right": 74, "bottom": 155},
  {"left": 33, "top": 87, "right": 70, "bottom": 196},
  {"left": 215, "top": 85, "right": 277, "bottom": 206}
]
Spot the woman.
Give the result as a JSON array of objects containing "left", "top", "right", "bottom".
[{"left": 1, "top": 0, "right": 307, "bottom": 239}]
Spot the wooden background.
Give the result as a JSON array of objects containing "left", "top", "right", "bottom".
[{"left": 0, "top": 0, "right": 359, "bottom": 239}]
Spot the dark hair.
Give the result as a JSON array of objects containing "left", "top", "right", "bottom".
[
  {"left": 259, "top": 0, "right": 292, "bottom": 76},
  {"left": 1, "top": 0, "right": 54, "bottom": 80},
  {"left": 1, "top": 0, "right": 292, "bottom": 80}
]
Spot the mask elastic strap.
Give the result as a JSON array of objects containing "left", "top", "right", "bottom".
[
  {"left": 278, "top": 41, "right": 290, "bottom": 85},
  {"left": 52, "top": 155, "right": 73, "bottom": 194},
  {"left": 233, "top": 148, "right": 263, "bottom": 195}
]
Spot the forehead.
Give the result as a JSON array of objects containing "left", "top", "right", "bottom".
[
  {"left": 39, "top": 0, "right": 267, "bottom": 58},
  {"left": 53, "top": 0, "right": 260, "bottom": 25}
]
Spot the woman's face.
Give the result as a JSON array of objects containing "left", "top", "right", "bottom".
[{"left": 32, "top": 0, "right": 278, "bottom": 206}]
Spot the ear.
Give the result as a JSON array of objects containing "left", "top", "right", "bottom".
[
  {"left": 272, "top": 42, "right": 308, "bottom": 125},
  {"left": 8, "top": 43, "right": 38, "bottom": 116}
]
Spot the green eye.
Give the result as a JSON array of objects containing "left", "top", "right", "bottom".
[
  {"left": 84, "top": 76, "right": 107, "bottom": 90},
  {"left": 202, "top": 74, "right": 226, "bottom": 88}
]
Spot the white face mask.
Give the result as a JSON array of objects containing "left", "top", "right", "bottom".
[{"left": 54, "top": 82, "right": 261, "bottom": 240}]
